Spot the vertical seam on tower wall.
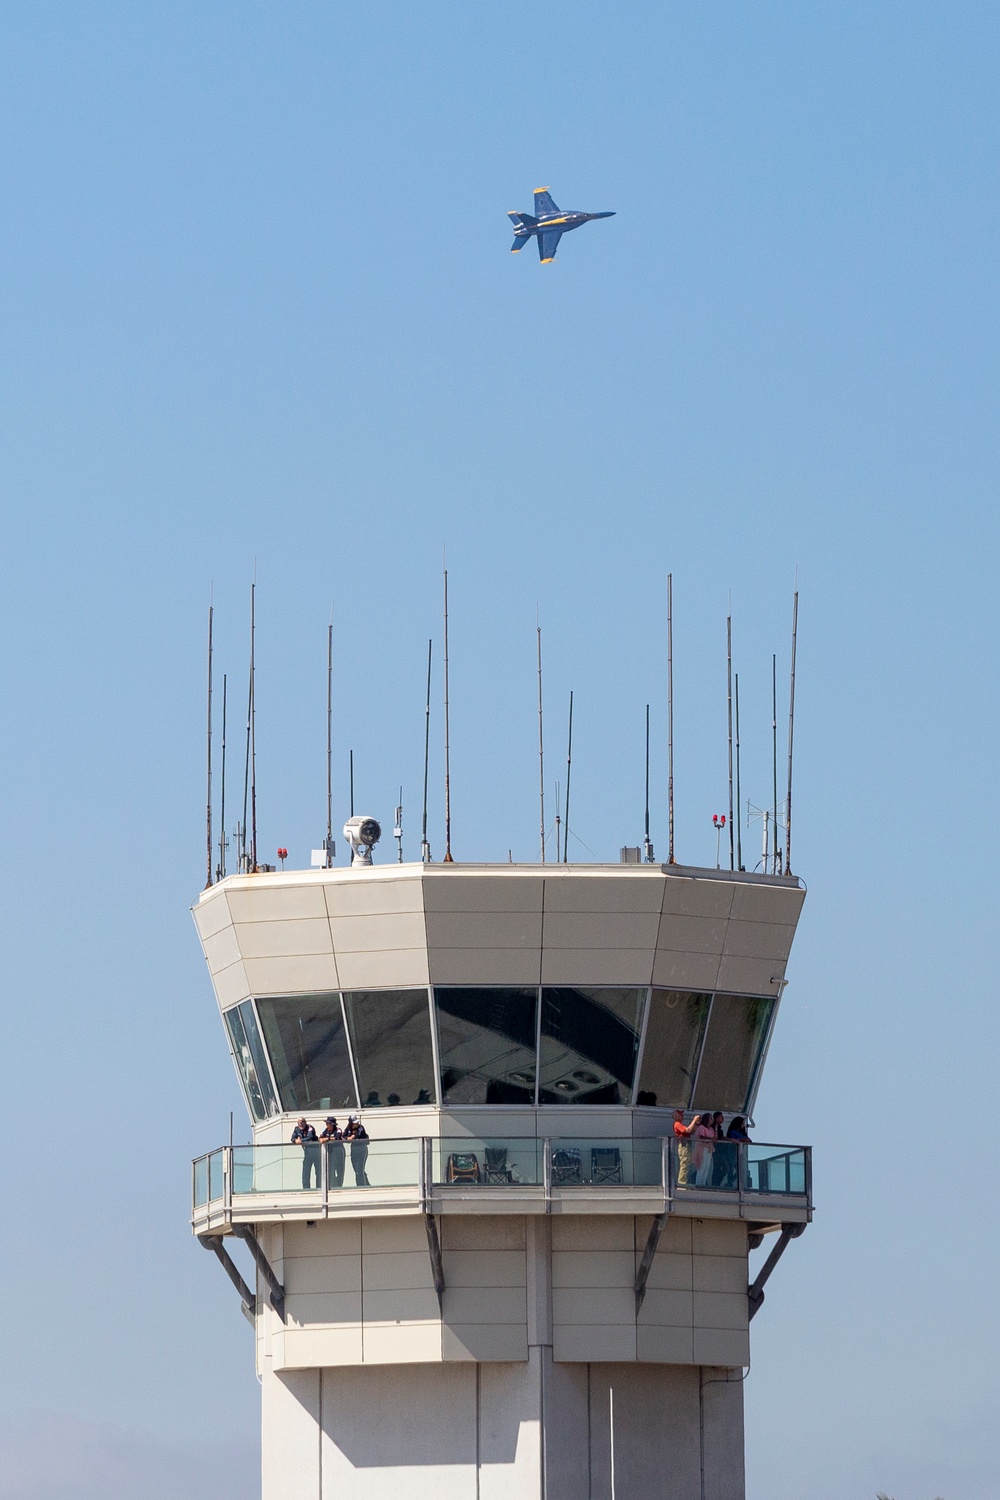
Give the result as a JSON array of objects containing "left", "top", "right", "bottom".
[
  {"left": 317, "top": 1367, "right": 323, "bottom": 1500},
  {"left": 475, "top": 1363, "right": 480, "bottom": 1500},
  {"left": 586, "top": 1364, "right": 592, "bottom": 1500}
]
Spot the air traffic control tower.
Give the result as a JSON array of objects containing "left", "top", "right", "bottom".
[{"left": 192, "top": 856, "right": 810, "bottom": 1500}]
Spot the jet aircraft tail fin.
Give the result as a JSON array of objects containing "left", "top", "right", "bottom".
[
  {"left": 510, "top": 237, "right": 527, "bottom": 253},
  {"left": 508, "top": 211, "right": 538, "bottom": 229}
]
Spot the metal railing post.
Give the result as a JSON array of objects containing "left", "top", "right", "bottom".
[
  {"left": 419, "top": 1136, "right": 430, "bottom": 1211},
  {"left": 543, "top": 1138, "right": 552, "bottom": 1211},
  {"left": 321, "top": 1135, "right": 329, "bottom": 1215},
  {"left": 223, "top": 1147, "right": 232, "bottom": 1215}
]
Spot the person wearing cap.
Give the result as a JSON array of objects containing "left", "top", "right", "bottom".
[
  {"left": 320, "top": 1116, "right": 345, "bottom": 1189},
  {"left": 672, "top": 1109, "right": 697, "bottom": 1187},
  {"left": 291, "top": 1117, "right": 320, "bottom": 1189},
  {"left": 344, "top": 1114, "right": 370, "bottom": 1187}
]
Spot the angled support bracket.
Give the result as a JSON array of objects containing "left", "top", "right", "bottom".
[
  {"left": 198, "top": 1234, "right": 256, "bottom": 1327},
  {"left": 748, "top": 1222, "right": 806, "bottom": 1320},
  {"left": 424, "top": 1213, "right": 446, "bottom": 1311},
  {"left": 231, "top": 1224, "right": 286, "bottom": 1322},
  {"left": 634, "top": 1211, "right": 668, "bottom": 1315}
]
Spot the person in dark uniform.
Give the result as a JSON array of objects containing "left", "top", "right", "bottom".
[
  {"left": 320, "top": 1116, "right": 345, "bottom": 1188},
  {"left": 345, "top": 1114, "right": 370, "bottom": 1186},
  {"left": 291, "top": 1117, "right": 319, "bottom": 1189}
]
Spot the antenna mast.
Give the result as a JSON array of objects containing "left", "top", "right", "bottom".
[
  {"left": 643, "top": 705, "right": 654, "bottom": 862},
  {"left": 395, "top": 787, "right": 403, "bottom": 863},
  {"left": 555, "top": 781, "right": 561, "bottom": 863},
  {"left": 205, "top": 603, "right": 213, "bottom": 889},
  {"left": 726, "top": 613, "right": 734, "bottom": 871},
  {"left": 421, "top": 639, "right": 432, "bottom": 862},
  {"left": 326, "top": 620, "right": 333, "bottom": 867},
  {"left": 250, "top": 582, "right": 257, "bottom": 872},
  {"left": 349, "top": 749, "right": 355, "bottom": 818},
  {"left": 443, "top": 565, "right": 453, "bottom": 862},
  {"left": 667, "top": 573, "right": 675, "bottom": 864},
  {"left": 563, "top": 690, "right": 573, "bottom": 863},
  {"left": 217, "top": 673, "right": 228, "bottom": 881},
  {"left": 536, "top": 619, "right": 546, "bottom": 862},
  {"left": 734, "top": 672, "right": 742, "bottom": 872},
  {"left": 240, "top": 588, "right": 253, "bottom": 873},
  {"left": 785, "top": 589, "right": 799, "bottom": 875},
  {"left": 771, "top": 653, "right": 778, "bottom": 875}
]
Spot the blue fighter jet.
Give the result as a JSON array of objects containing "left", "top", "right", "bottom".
[{"left": 508, "top": 187, "right": 615, "bottom": 263}]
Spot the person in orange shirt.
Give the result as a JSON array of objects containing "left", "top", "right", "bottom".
[{"left": 672, "top": 1109, "right": 697, "bottom": 1186}]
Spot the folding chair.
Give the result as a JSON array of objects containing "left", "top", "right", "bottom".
[
  {"left": 484, "top": 1147, "right": 515, "bottom": 1184},
  {"left": 551, "top": 1148, "right": 583, "bottom": 1185},
  {"left": 591, "top": 1147, "right": 623, "bottom": 1184},
  {"left": 446, "top": 1151, "right": 481, "bottom": 1185}
]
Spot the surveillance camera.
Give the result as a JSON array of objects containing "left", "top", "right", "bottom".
[{"left": 343, "top": 815, "right": 382, "bottom": 867}]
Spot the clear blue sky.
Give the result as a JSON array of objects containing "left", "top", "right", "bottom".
[{"left": 0, "top": 4, "right": 996, "bottom": 1497}]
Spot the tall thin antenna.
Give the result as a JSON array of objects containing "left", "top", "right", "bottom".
[
  {"left": 218, "top": 673, "right": 228, "bottom": 881},
  {"left": 726, "top": 613, "right": 734, "bottom": 871},
  {"left": 241, "top": 587, "right": 253, "bottom": 873},
  {"left": 734, "top": 672, "right": 742, "bottom": 872},
  {"left": 643, "top": 705, "right": 653, "bottom": 862},
  {"left": 250, "top": 583, "right": 257, "bottom": 872},
  {"left": 349, "top": 749, "right": 355, "bottom": 818},
  {"left": 395, "top": 786, "right": 403, "bottom": 863},
  {"left": 555, "top": 781, "right": 561, "bottom": 863},
  {"left": 667, "top": 573, "right": 675, "bottom": 864},
  {"left": 421, "top": 639, "right": 432, "bottom": 862},
  {"left": 443, "top": 565, "right": 453, "bottom": 862},
  {"left": 536, "top": 618, "right": 546, "bottom": 862},
  {"left": 771, "top": 653, "right": 778, "bottom": 875},
  {"left": 563, "top": 690, "right": 574, "bottom": 864},
  {"left": 785, "top": 589, "right": 799, "bottom": 875},
  {"left": 326, "top": 620, "right": 333, "bottom": 867},
  {"left": 205, "top": 603, "right": 214, "bottom": 889}
]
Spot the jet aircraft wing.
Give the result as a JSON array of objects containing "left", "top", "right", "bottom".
[
  {"left": 537, "top": 229, "right": 563, "bottom": 263},
  {"left": 533, "top": 187, "right": 560, "bottom": 217}
]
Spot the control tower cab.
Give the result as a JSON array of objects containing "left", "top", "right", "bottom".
[{"left": 192, "top": 858, "right": 811, "bottom": 1500}]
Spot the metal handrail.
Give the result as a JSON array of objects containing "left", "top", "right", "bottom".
[{"left": 192, "top": 1137, "right": 811, "bottom": 1214}]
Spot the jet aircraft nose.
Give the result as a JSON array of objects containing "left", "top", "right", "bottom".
[{"left": 592, "top": 211, "right": 615, "bottom": 219}]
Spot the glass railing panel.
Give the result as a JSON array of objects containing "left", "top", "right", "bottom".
[
  {"left": 745, "top": 1145, "right": 807, "bottom": 1195},
  {"left": 433, "top": 1138, "right": 542, "bottom": 1187},
  {"left": 551, "top": 1139, "right": 662, "bottom": 1188},
  {"left": 670, "top": 1139, "right": 808, "bottom": 1195},
  {"left": 193, "top": 1155, "right": 209, "bottom": 1208},
  {"left": 338, "top": 1137, "right": 420, "bottom": 1189},
  {"left": 208, "top": 1149, "right": 225, "bottom": 1202},
  {"left": 228, "top": 1140, "right": 421, "bottom": 1194}
]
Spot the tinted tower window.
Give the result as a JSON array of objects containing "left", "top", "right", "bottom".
[{"left": 435, "top": 988, "right": 538, "bottom": 1104}]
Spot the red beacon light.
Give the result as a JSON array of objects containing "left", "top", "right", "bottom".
[{"left": 277, "top": 847, "right": 288, "bottom": 870}]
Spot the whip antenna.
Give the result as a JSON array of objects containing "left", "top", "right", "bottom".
[
  {"left": 326, "top": 619, "right": 333, "bottom": 866},
  {"left": 250, "top": 582, "right": 257, "bottom": 872},
  {"left": 734, "top": 672, "right": 742, "bottom": 871},
  {"left": 771, "top": 653, "right": 778, "bottom": 875},
  {"left": 536, "top": 616, "right": 546, "bottom": 862},
  {"left": 240, "top": 586, "right": 253, "bottom": 873},
  {"left": 443, "top": 564, "right": 453, "bottom": 861},
  {"left": 785, "top": 589, "right": 799, "bottom": 874},
  {"left": 421, "top": 639, "right": 432, "bottom": 862},
  {"left": 563, "top": 690, "right": 574, "bottom": 863},
  {"left": 643, "top": 705, "right": 654, "bottom": 862},
  {"left": 726, "top": 612, "right": 734, "bottom": 871},
  {"left": 205, "top": 602, "right": 213, "bottom": 889},
  {"left": 667, "top": 573, "right": 675, "bottom": 864},
  {"left": 349, "top": 749, "right": 355, "bottom": 818}
]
